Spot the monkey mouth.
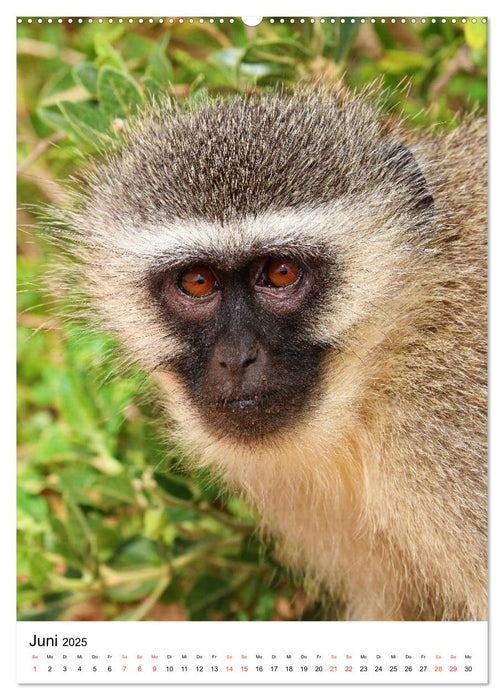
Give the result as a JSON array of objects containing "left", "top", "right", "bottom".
[
  {"left": 201, "top": 392, "right": 288, "bottom": 442},
  {"left": 196, "top": 389, "right": 304, "bottom": 442},
  {"left": 215, "top": 394, "right": 271, "bottom": 409}
]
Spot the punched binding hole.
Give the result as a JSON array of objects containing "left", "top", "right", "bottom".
[{"left": 241, "top": 16, "right": 263, "bottom": 26}]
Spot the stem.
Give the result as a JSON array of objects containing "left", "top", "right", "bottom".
[
  {"left": 97, "top": 535, "right": 243, "bottom": 587},
  {"left": 125, "top": 575, "right": 172, "bottom": 621},
  {"left": 17, "top": 132, "right": 66, "bottom": 174},
  {"left": 171, "top": 535, "right": 243, "bottom": 570},
  {"left": 156, "top": 490, "right": 255, "bottom": 534},
  {"left": 98, "top": 564, "right": 170, "bottom": 586}
]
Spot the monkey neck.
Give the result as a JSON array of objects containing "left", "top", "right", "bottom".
[
  {"left": 179, "top": 385, "right": 371, "bottom": 573},
  {"left": 155, "top": 337, "right": 386, "bottom": 554}
]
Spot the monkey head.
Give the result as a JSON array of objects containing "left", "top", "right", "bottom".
[{"left": 64, "top": 91, "right": 433, "bottom": 449}]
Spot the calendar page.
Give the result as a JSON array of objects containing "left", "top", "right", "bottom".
[{"left": 16, "top": 11, "right": 488, "bottom": 687}]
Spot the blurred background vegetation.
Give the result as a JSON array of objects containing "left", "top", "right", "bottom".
[{"left": 17, "top": 16, "right": 487, "bottom": 622}]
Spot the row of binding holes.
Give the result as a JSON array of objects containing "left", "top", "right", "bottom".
[
  {"left": 17, "top": 18, "right": 487, "bottom": 24},
  {"left": 17, "top": 18, "right": 233, "bottom": 24}
]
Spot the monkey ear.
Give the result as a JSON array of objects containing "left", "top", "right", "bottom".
[{"left": 383, "top": 140, "right": 434, "bottom": 219}]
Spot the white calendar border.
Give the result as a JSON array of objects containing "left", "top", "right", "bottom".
[{"left": 7, "top": 0, "right": 503, "bottom": 697}]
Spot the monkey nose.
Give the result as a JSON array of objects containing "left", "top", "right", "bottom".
[{"left": 217, "top": 344, "right": 259, "bottom": 376}]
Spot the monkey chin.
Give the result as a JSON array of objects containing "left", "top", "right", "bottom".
[
  {"left": 194, "top": 393, "right": 309, "bottom": 445},
  {"left": 209, "top": 395, "right": 278, "bottom": 441}
]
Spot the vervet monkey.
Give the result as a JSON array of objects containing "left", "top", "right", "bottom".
[{"left": 56, "top": 88, "right": 487, "bottom": 620}]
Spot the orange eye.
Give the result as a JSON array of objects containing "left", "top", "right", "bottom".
[
  {"left": 262, "top": 260, "right": 300, "bottom": 288},
  {"left": 179, "top": 267, "right": 218, "bottom": 297}
]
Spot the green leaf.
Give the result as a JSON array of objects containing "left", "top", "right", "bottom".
[
  {"left": 378, "top": 50, "right": 431, "bottom": 73},
  {"left": 29, "top": 423, "right": 73, "bottom": 465},
  {"left": 107, "top": 579, "right": 158, "bottom": 603},
  {"left": 185, "top": 574, "right": 230, "bottom": 613},
  {"left": 97, "top": 66, "right": 144, "bottom": 120},
  {"left": 28, "top": 550, "right": 53, "bottom": 589},
  {"left": 145, "top": 33, "right": 173, "bottom": 88},
  {"left": 63, "top": 494, "right": 95, "bottom": 563},
  {"left": 94, "top": 34, "right": 125, "bottom": 71},
  {"left": 240, "top": 532, "right": 263, "bottom": 564},
  {"left": 211, "top": 47, "right": 244, "bottom": 72},
  {"left": 170, "top": 48, "right": 228, "bottom": 86},
  {"left": 464, "top": 22, "right": 487, "bottom": 51},
  {"left": 36, "top": 106, "right": 82, "bottom": 142},
  {"left": 256, "top": 67, "right": 298, "bottom": 86},
  {"left": 241, "top": 40, "right": 312, "bottom": 64},
  {"left": 154, "top": 472, "right": 194, "bottom": 501},
  {"left": 18, "top": 599, "right": 70, "bottom": 622},
  {"left": 238, "top": 61, "right": 283, "bottom": 80},
  {"left": 165, "top": 506, "right": 199, "bottom": 523},
  {"left": 122, "top": 33, "right": 155, "bottom": 60},
  {"left": 17, "top": 487, "right": 49, "bottom": 531},
  {"left": 16, "top": 467, "right": 44, "bottom": 496},
  {"left": 59, "top": 100, "right": 114, "bottom": 144},
  {"left": 95, "top": 474, "right": 137, "bottom": 507},
  {"left": 143, "top": 508, "right": 167, "bottom": 539},
  {"left": 161, "top": 524, "right": 178, "bottom": 546},
  {"left": 256, "top": 591, "right": 275, "bottom": 620},
  {"left": 88, "top": 515, "right": 123, "bottom": 556},
  {"left": 57, "top": 466, "right": 98, "bottom": 505},
  {"left": 335, "top": 23, "right": 360, "bottom": 62},
  {"left": 321, "top": 22, "right": 360, "bottom": 62},
  {"left": 73, "top": 61, "right": 99, "bottom": 95},
  {"left": 143, "top": 75, "right": 162, "bottom": 102},
  {"left": 108, "top": 537, "right": 162, "bottom": 569},
  {"left": 48, "top": 512, "right": 77, "bottom": 564},
  {"left": 227, "top": 496, "right": 255, "bottom": 520},
  {"left": 40, "top": 66, "right": 76, "bottom": 102},
  {"left": 29, "top": 110, "right": 54, "bottom": 139}
]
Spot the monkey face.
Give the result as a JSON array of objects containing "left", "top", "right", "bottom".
[
  {"left": 66, "top": 91, "right": 435, "bottom": 448},
  {"left": 149, "top": 254, "right": 330, "bottom": 442}
]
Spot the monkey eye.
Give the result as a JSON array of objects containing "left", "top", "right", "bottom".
[
  {"left": 256, "top": 259, "right": 301, "bottom": 288},
  {"left": 178, "top": 266, "right": 219, "bottom": 297}
]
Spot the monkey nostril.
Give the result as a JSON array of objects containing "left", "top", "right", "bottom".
[
  {"left": 243, "top": 345, "right": 259, "bottom": 369},
  {"left": 217, "top": 346, "right": 259, "bottom": 373}
]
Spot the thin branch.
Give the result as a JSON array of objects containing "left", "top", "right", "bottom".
[
  {"left": 17, "top": 131, "right": 66, "bottom": 175},
  {"left": 156, "top": 489, "right": 255, "bottom": 534}
]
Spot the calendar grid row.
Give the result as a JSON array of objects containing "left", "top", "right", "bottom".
[
  {"left": 17, "top": 620, "right": 487, "bottom": 684},
  {"left": 26, "top": 651, "right": 478, "bottom": 680}
]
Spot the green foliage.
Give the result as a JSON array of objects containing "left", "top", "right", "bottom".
[
  {"left": 97, "top": 66, "right": 144, "bottom": 120},
  {"left": 17, "top": 17, "right": 487, "bottom": 622}
]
